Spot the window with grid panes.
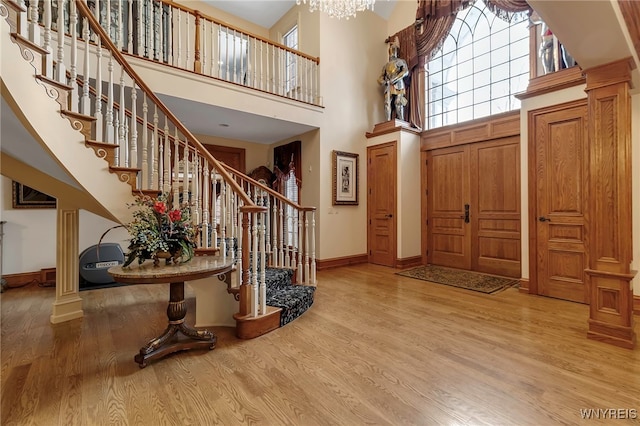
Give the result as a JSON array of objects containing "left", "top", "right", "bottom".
[
  {"left": 283, "top": 26, "right": 298, "bottom": 94},
  {"left": 424, "top": 0, "right": 529, "bottom": 130}
]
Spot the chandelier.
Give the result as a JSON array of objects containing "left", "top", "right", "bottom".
[{"left": 296, "top": 0, "right": 376, "bottom": 20}]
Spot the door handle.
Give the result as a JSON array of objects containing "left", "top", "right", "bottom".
[
  {"left": 464, "top": 204, "right": 470, "bottom": 224},
  {"left": 385, "top": 214, "right": 393, "bottom": 218},
  {"left": 538, "top": 216, "right": 551, "bottom": 222}
]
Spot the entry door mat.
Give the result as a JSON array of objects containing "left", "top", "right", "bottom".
[{"left": 396, "top": 265, "right": 519, "bottom": 294}]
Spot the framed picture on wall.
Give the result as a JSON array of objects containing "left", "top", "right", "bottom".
[
  {"left": 12, "top": 181, "right": 56, "bottom": 209},
  {"left": 332, "top": 150, "right": 358, "bottom": 206}
]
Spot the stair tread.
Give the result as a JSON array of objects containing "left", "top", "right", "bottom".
[
  {"left": 61, "top": 110, "right": 97, "bottom": 121},
  {"left": 110, "top": 166, "right": 141, "bottom": 172},
  {"left": 10, "top": 33, "right": 48, "bottom": 55},
  {"left": 5, "top": 0, "right": 27, "bottom": 12},
  {"left": 36, "top": 74, "right": 72, "bottom": 91},
  {"left": 85, "top": 139, "right": 119, "bottom": 148}
]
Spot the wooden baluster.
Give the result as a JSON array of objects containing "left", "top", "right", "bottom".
[
  {"left": 105, "top": 50, "right": 115, "bottom": 144},
  {"left": 116, "top": 0, "right": 122, "bottom": 50},
  {"left": 151, "top": 105, "right": 159, "bottom": 190},
  {"left": 193, "top": 11, "right": 201, "bottom": 73},
  {"left": 69, "top": 0, "right": 78, "bottom": 112},
  {"left": 220, "top": 178, "right": 227, "bottom": 256},
  {"left": 279, "top": 203, "right": 285, "bottom": 268},
  {"left": 211, "top": 172, "right": 219, "bottom": 253},
  {"left": 195, "top": 156, "right": 202, "bottom": 235},
  {"left": 141, "top": 93, "right": 149, "bottom": 189},
  {"left": 265, "top": 196, "right": 271, "bottom": 260},
  {"left": 182, "top": 143, "right": 189, "bottom": 206},
  {"left": 127, "top": 0, "right": 132, "bottom": 52},
  {"left": 271, "top": 199, "right": 278, "bottom": 266},
  {"left": 201, "top": 19, "right": 206, "bottom": 75},
  {"left": 251, "top": 211, "right": 258, "bottom": 316},
  {"left": 224, "top": 27, "right": 229, "bottom": 81},
  {"left": 310, "top": 210, "right": 316, "bottom": 283},
  {"left": 191, "top": 154, "right": 199, "bottom": 226},
  {"left": 43, "top": 0, "right": 52, "bottom": 78},
  {"left": 271, "top": 43, "right": 276, "bottom": 94},
  {"left": 252, "top": 38, "right": 257, "bottom": 88},
  {"left": 260, "top": 210, "right": 266, "bottom": 314},
  {"left": 158, "top": 0, "right": 164, "bottom": 62},
  {"left": 232, "top": 29, "right": 238, "bottom": 83},
  {"left": 28, "top": 0, "right": 39, "bottom": 43},
  {"left": 163, "top": 119, "right": 170, "bottom": 194},
  {"left": 136, "top": 0, "right": 142, "bottom": 56},
  {"left": 185, "top": 11, "right": 189, "bottom": 69},
  {"left": 259, "top": 40, "right": 263, "bottom": 90},
  {"left": 304, "top": 211, "right": 310, "bottom": 284},
  {"left": 201, "top": 164, "right": 209, "bottom": 248},
  {"left": 175, "top": 7, "right": 180, "bottom": 66},
  {"left": 118, "top": 68, "right": 126, "bottom": 166},
  {"left": 211, "top": 22, "right": 215, "bottom": 76},
  {"left": 297, "top": 210, "right": 303, "bottom": 277},
  {"left": 105, "top": 0, "right": 111, "bottom": 45},
  {"left": 172, "top": 128, "right": 179, "bottom": 208},
  {"left": 94, "top": 38, "right": 103, "bottom": 140},
  {"left": 56, "top": 0, "right": 66, "bottom": 84},
  {"left": 157, "top": 125, "right": 163, "bottom": 190}
]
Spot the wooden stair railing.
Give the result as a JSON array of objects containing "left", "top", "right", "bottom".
[{"left": 2, "top": 0, "right": 276, "bottom": 325}]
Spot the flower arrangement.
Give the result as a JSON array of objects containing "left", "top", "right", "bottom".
[{"left": 120, "top": 193, "right": 197, "bottom": 267}]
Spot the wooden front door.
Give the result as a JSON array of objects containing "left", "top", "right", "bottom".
[
  {"left": 427, "top": 139, "right": 521, "bottom": 276},
  {"left": 532, "top": 101, "right": 588, "bottom": 303},
  {"left": 367, "top": 142, "right": 397, "bottom": 267},
  {"left": 427, "top": 145, "right": 471, "bottom": 270}
]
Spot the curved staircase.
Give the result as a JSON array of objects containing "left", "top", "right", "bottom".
[{"left": 0, "top": 0, "right": 317, "bottom": 337}]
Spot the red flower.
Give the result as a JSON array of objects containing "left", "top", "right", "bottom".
[
  {"left": 153, "top": 201, "right": 167, "bottom": 214},
  {"left": 168, "top": 209, "right": 182, "bottom": 222}
]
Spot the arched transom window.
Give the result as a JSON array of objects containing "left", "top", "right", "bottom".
[{"left": 424, "top": 0, "right": 529, "bottom": 130}]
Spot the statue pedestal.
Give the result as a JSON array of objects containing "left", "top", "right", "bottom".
[{"left": 366, "top": 119, "right": 417, "bottom": 138}]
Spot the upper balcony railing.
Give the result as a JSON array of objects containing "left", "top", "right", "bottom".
[{"left": 40, "top": 0, "right": 322, "bottom": 106}]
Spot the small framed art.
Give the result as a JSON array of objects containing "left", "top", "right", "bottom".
[{"left": 332, "top": 150, "right": 358, "bottom": 206}]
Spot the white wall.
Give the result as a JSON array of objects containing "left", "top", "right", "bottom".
[{"left": 0, "top": 177, "right": 129, "bottom": 275}]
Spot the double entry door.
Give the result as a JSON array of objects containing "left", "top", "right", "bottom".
[{"left": 426, "top": 138, "right": 521, "bottom": 277}]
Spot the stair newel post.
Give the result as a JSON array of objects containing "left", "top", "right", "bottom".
[
  {"left": 304, "top": 210, "right": 310, "bottom": 284},
  {"left": 310, "top": 209, "right": 316, "bottom": 284},
  {"left": 118, "top": 68, "right": 126, "bottom": 166},
  {"left": 42, "top": 0, "right": 52, "bottom": 78},
  {"left": 151, "top": 104, "right": 158, "bottom": 190},
  {"left": 94, "top": 38, "right": 103, "bottom": 140},
  {"left": 27, "top": 0, "right": 39, "bottom": 43},
  {"left": 172, "top": 128, "right": 180, "bottom": 208},
  {"left": 55, "top": 0, "right": 66, "bottom": 85},
  {"left": 193, "top": 10, "right": 201, "bottom": 73},
  {"left": 251, "top": 211, "right": 258, "bottom": 316},
  {"left": 130, "top": 82, "right": 138, "bottom": 169},
  {"left": 259, "top": 210, "right": 266, "bottom": 314},
  {"left": 238, "top": 207, "right": 251, "bottom": 317},
  {"left": 80, "top": 15, "right": 90, "bottom": 115}
]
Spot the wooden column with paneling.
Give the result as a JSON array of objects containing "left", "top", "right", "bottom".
[{"left": 583, "top": 58, "right": 636, "bottom": 349}]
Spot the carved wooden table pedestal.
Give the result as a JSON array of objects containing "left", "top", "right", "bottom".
[{"left": 108, "top": 256, "right": 234, "bottom": 368}]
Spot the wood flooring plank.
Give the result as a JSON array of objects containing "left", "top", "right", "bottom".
[{"left": 1, "top": 263, "right": 639, "bottom": 425}]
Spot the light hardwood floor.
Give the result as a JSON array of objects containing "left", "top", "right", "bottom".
[{"left": 2, "top": 263, "right": 639, "bottom": 425}]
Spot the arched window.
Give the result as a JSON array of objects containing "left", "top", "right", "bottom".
[{"left": 424, "top": 0, "right": 529, "bottom": 129}]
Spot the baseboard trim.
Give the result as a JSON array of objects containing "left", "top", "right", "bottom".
[
  {"left": 2, "top": 271, "right": 42, "bottom": 287},
  {"left": 634, "top": 295, "right": 640, "bottom": 316},
  {"left": 317, "top": 254, "right": 368, "bottom": 270},
  {"left": 396, "top": 256, "right": 422, "bottom": 269},
  {"left": 519, "top": 278, "right": 530, "bottom": 294}
]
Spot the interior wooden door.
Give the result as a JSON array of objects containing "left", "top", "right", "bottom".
[
  {"left": 427, "top": 145, "right": 471, "bottom": 270},
  {"left": 203, "top": 144, "right": 246, "bottom": 173},
  {"left": 533, "top": 102, "right": 588, "bottom": 303},
  {"left": 470, "top": 138, "right": 521, "bottom": 277},
  {"left": 367, "top": 142, "right": 397, "bottom": 267}
]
